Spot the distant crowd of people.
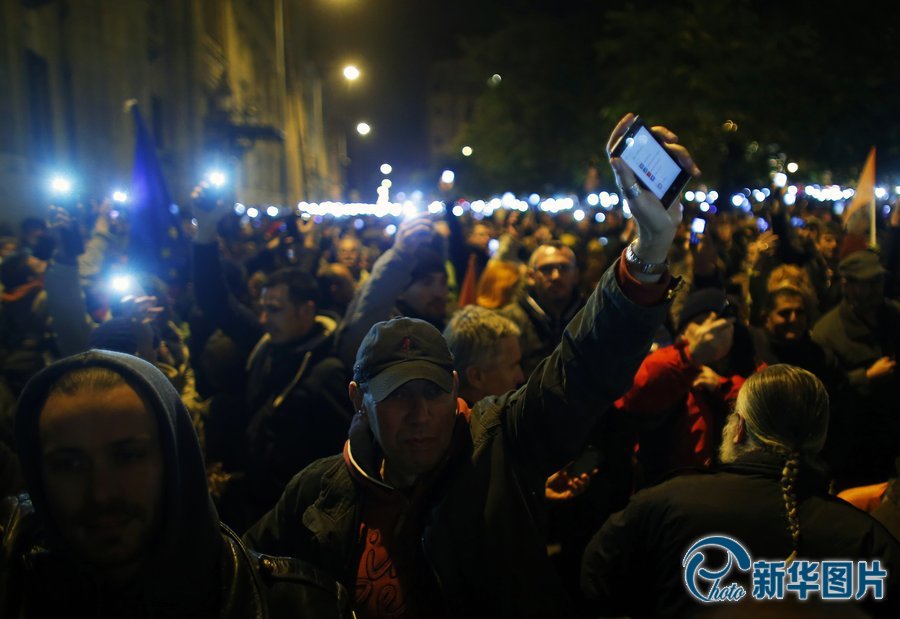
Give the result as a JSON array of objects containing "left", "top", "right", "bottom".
[{"left": 2, "top": 114, "right": 900, "bottom": 617}]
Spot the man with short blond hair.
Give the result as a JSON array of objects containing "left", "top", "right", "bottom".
[{"left": 443, "top": 305, "right": 524, "bottom": 405}]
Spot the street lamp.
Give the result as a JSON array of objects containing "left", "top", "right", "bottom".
[
  {"left": 356, "top": 122, "right": 371, "bottom": 136},
  {"left": 380, "top": 163, "right": 392, "bottom": 175},
  {"left": 343, "top": 64, "right": 360, "bottom": 81}
]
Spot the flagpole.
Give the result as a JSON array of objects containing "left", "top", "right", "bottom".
[{"left": 870, "top": 196, "right": 877, "bottom": 248}]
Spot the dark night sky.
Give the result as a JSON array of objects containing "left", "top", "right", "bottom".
[{"left": 307, "top": 0, "right": 507, "bottom": 197}]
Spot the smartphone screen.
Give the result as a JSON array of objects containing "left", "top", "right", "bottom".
[
  {"left": 690, "top": 217, "right": 706, "bottom": 245},
  {"left": 611, "top": 117, "right": 692, "bottom": 207},
  {"left": 619, "top": 125, "right": 684, "bottom": 201}
]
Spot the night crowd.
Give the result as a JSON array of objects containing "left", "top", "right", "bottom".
[{"left": 2, "top": 115, "right": 900, "bottom": 617}]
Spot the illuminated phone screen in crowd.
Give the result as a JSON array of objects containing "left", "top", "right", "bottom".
[{"left": 619, "top": 126, "right": 683, "bottom": 200}]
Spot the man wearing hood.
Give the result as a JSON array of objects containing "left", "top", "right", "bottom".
[
  {"left": 0, "top": 349, "right": 352, "bottom": 618},
  {"left": 192, "top": 201, "right": 354, "bottom": 526},
  {"left": 244, "top": 114, "right": 700, "bottom": 618}
]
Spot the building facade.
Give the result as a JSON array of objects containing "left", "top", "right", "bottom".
[{"left": 0, "top": 0, "right": 341, "bottom": 227}]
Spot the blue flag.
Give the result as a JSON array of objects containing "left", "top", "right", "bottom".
[{"left": 128, "top": 103, "right": 190, "bottom": 284}]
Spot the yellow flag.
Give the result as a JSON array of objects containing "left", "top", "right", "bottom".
[{"left": 843, "top": 146, "right": 876, "bottom": 226}]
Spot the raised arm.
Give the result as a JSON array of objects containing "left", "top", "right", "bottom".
[
  {"left": 498, "top": 113, "right": 701, "bottom": 476},
  {"left": 191, "top": 186, "right": 262, "bottom": 347},
  {"left": 335, "top": 214, "right": 435, "bottom": 367}
]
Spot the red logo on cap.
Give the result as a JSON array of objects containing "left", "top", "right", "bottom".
[{"left": 401, "top": 336, "right": 412, "bottom": 352}]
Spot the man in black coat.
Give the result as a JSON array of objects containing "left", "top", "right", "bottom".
[
  {"left": 582, "top": 365, "right": 900, "bottom": 618},
  {"left": 243, "top": 114, "right": 699, "bottom": 618},
  {"left": 192, "top": 199, "right": 354, "bottom": 525},
  {"left": 812, "top": 250, "right": 900, "bottom": 489}
]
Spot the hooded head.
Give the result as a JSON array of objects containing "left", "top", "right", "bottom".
[
  {"left": 15, "top": 350, "right": 221, "bottom": 612},
  {"left": 396, "top": 249, "right": 448, "bottom": 326}
]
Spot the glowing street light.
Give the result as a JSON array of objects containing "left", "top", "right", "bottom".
[
  {"left": 380, "top": 163, "right": 393, "bottom": 175},
  {"left": 112, "top": 190, "right": 129, "bottom": 204},
  {"left": 786, "top": 162, "right": 799, "bottom": 174},
  {"left": 440, "top": 170, "right": 455, "bottom": 185},
  {"left": 356, "top": 122, "right": 371, "bottom": 136},
  {"left": 461, "top": 146, "right": 473, "bottom": 157},
  {"left": 343, "top": 65, "right": 360, "bottom": 81}
]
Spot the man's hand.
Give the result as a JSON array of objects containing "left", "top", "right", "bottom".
[
  {"left": 395, "top": 213, "right": 434, "bottom": 256},
  {"left": 48, "top": 206, "right": 84, "bottom": 262},
  {"left": 692, "top": 365, "right": 724, "bottom": 391},
  {"left": 191, "top": 183, "right": 231, "bottom": 244},
  {"left": 683, "top": 313, "right": 734, "bottom": 366},
  {"left": 545, "top": 468, "right": 596, "bottom": 502},
  {"left": 866, "top": 356, "right": 896, "bottom": 382},
  {"left": 119, "top": 295, "right": 164, "bottom": 324},
  {"left": 607, "top": 113, "right": 701, "bottom": 265}
]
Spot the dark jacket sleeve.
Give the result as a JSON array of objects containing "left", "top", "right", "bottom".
[
  {"left": 443, "top": 202, "right": 469, "bottom": 287},
  {"left": 242, "top": 455, "right": 356, "bottom": 584},
  {"left": 497, "top": 257, "right": 671, "bottom": 479},
  {"left": 242, "top": 465, "right": 323, "bottom": 556},
  {"left": 335, "top": 247, "right": 416, "bottom": 368},
  {"left": 193, "top": 242, "right": 263, "bottom": 349}
]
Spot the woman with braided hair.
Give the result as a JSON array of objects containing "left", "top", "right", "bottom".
[{"left": 582, "top": 365, "right": 900, "bottom": 618}]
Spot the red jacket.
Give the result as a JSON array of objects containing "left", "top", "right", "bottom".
[{"left": 615, "top": 340, "right": 746, "bottom": 485}]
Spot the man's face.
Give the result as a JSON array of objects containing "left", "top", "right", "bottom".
[
  {"left": 398, "top": 272, "right": 448, "bottom": 323},
  {"left": 765, "top": 295, "right": 808, "bottom": 342},
  {"left": 842, "top": 275, "right": 884, "bottom": 316},
  {"left": 816, "top": 233, "right": 837, "bottom": 261},
  {"left": 475, "top": 335, "right": 524, "bottom": 398},
  {"left": 337, "top": 239, "right": 360, "bottom": 269},
  {"left": 39, "top": 384, "right": 164, "bottom": 569},
  {"left": 530, "top": 247, "right": 578, "bottom": 305},
  {"left": 260, "top": 283, "right": 314, "bottom": 344},
  {"left": 366, "top": 376, "right": 458, "bottom": 485},
  {"left": 468, "top": 224, "right": 491, "bottom": 251}
]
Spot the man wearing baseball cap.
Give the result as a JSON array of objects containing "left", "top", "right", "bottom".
[
  {"left": 244, "top": 114, "right": 701, "bottom": 618},
  {"left": 813, "top": 249, "right": 900, "bottom": 489}
]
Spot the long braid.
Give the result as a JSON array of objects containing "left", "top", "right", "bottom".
[
  {"left": 780, "top": 451, "right": 801, "bottom": 564},
  {"left": 732, "top": 366, "right": 828, "bottom": 564}
]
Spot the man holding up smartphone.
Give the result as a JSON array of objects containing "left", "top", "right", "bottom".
[{"left": 244, "top": 115, "right": 700, "bottom": 618}]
